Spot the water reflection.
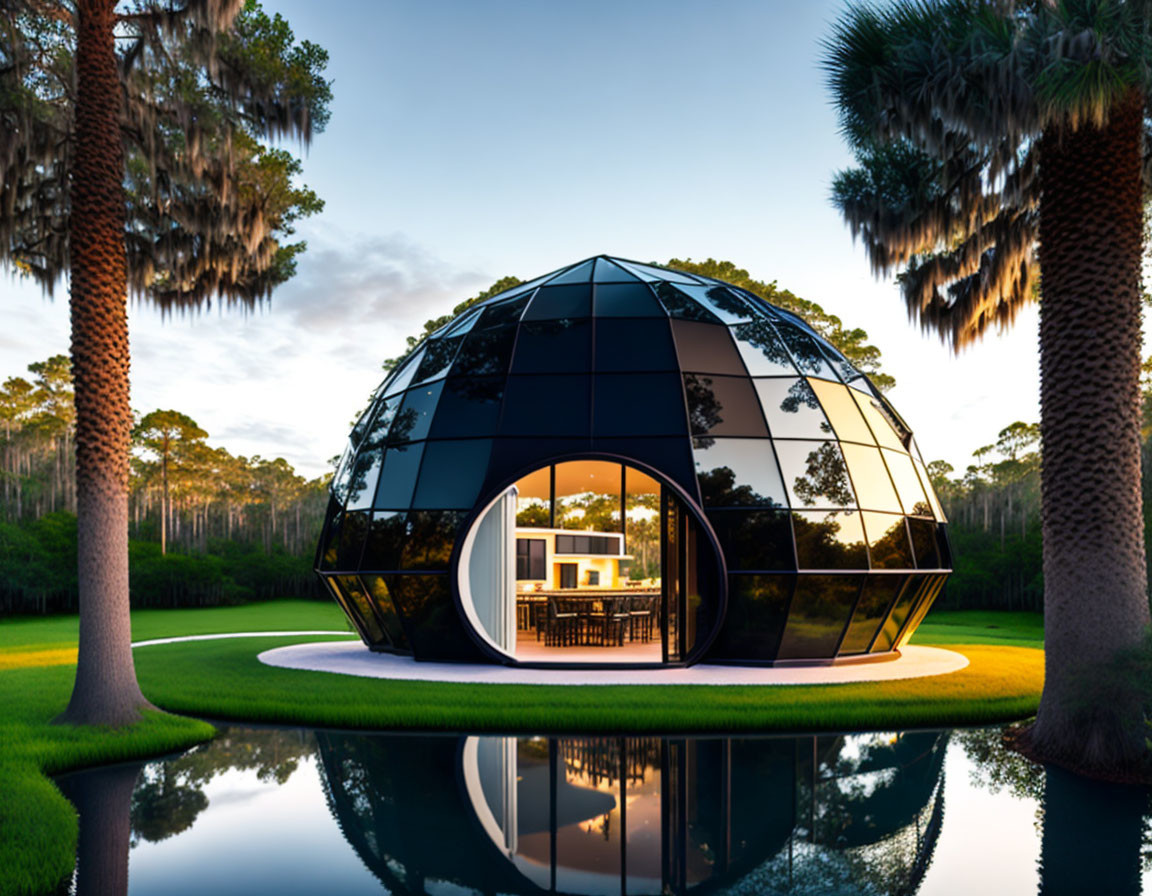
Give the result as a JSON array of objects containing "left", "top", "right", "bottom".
[{"left": 54, "top": 726, "right": 1152, "bottom": 896}]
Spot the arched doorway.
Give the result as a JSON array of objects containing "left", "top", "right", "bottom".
[{"left": 457, "top": 458, "right": 723, "bottom": 665}]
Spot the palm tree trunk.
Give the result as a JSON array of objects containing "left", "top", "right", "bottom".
[
  {"left": 1024, "top": 91, "right": 1150, "bottom": 773},
  {"left": 58, "top": 0, "right": 151, "bottom": 726}
]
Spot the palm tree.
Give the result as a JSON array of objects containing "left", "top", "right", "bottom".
[
  {"left": 825, "top": 0, "right": 1151, "bottom": 775},
  {"left": 0, "top": 0, "right": 330, "bottom": 725}
]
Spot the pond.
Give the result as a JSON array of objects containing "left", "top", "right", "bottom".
[{"left": 57, "top": 725, "right": 1150, "bottom": 895}]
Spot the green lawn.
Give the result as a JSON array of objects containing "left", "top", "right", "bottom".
[{"left": 0, "top": 601, "right": 1043, "bottom": 895}]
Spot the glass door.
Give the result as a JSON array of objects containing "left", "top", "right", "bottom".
[{"left": 662, "top": 489, "right": 682, "bottom": 662}]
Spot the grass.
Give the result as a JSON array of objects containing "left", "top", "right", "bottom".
[{"left": 0, "top": 600, "right": 1042, "bottom": 895}]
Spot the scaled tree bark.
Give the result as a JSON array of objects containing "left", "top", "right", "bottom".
[
  {"left": 1025, "top": 90, "right": 1151, "bottom": 772},
  {"left": 57, "top": 0, "right": 152, "bottom": 726}
]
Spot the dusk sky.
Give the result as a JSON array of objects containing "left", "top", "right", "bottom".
[{"left": 1, "top": 0, "right": 1047, "bottom": 480}]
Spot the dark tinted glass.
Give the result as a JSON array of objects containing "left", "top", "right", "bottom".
[
  {"left": 322, "top": 576, "right": 365, "bottom": 639},
  {"left": 412, "top": 335, "right": 462, "bottom": 383},
  {"left": 671, "top": 320, "right": 747, "bottom": 375},
  {"left": 429, "top": 377, "right": 504, "bottom": 438},
  {"left": 683, "top": 374, "right": 767, "bottom": 437},
  {"left": 593, "top": 283, "right": 664, "bottom": 317},
  {"left": 335, "top": 575, "right": 386, "bottom": 644},
  {"left": 754, "top": 377, "right": 832, "bottom": 439},
  {"left": 343, "top": 446, "right": 383, "bottom": 511},
  {"left": 500, "top": 376, "right": 590, "bottom": 436},
  {"left": 380, "top": 346, "right": 425, "bottom": 397},
  {"left": 548, "top": 259, "right": 595, "bottom": 284},
  {"left": 594, "top": 373, "right": 687, "bottom": 436},
  {"left": 693, "top": 438, "right": 787, "bottom": 507},
  {"left": 673, "top": 283, "right": 752, "bottom": 324},
  {"left": 474, "top": 294, "right": 530, "bottom": 329},
  {"left": 362, "top": 511, "right": 407, "bottom": 570},
  {"left": 400, "top": 511, "right": 463, "bottom": 570},
  {"left": 862, "top": 512, "right": 914, "bottom": 569},
  {"left": 385, "top": 574, "right": 483, "bottom": 661},
  {"left": 841, "top": 443, "right": 902, "bottom": 512},
  {"left": 730, "top": 321, "right": 797, "bottom": 376},
  {"left": 337, "top": 510, "right": 370, "bottom": 570},
  {"left": 774, "top": 320, "right": 839, "bottom": 380},
  {"left": 776, "top": 441, "right": 855, "bottom": 508},
  {"left": 361, "top": 574, "right": 412, "bottom": 650},
  {"left": 705, "top": 509, "right": 794, "bottom": 570},
  {"left": 872, "top": 577, "right": 919, "bottom": 652},
  {"left": 839, "top": 575, "right": 904, "bottom": 654},
  {"left": 523, "top": 284, "right": 592, "bottom": 320},
  {"left": 484, "top": 438, "right": 592, "bottom": 487},
  {"left": 510, "top": 319, "right": 591, "bottom": 373},
  {"left": 373, "top": 442, "right": 425, "bottom": 509},
  {"left": 907, "top": 517, "right": 941, "bottom": 568},
  {"left": 591, "top": 437, "right": 698, "bottom": 498},
  {"left": 776, "top": 575, "right": 861, "bottom": 660},
  {"left": 412, "top": 440, "right": 492, "bottom": 509},
  {"left": 594, "top": 319, "right": 677, "bottom": 371},
  {"left": 452, "top": 324, "right": 518, "bottom": 377},
  {"left": 389, "top": 383, "right": 443, "bottom": 444},
  {"left": 707, "top": 575, "right": 792, "bottom": 661},
  {"left": 592, "top": 257, "right": 634, "bottom": 281},
  {"left": 653, "top": 281, "right": 719, "bottom": 322},
  {"left": 318, "top": 512, "right": 342, "bottom": 570},
  {"left": 792, "top": 510, "right": 868, "bottom": 569}
]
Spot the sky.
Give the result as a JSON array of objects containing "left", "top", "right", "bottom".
[{"left": 1, "top": 0, "right": 1047, "bottom": 480}]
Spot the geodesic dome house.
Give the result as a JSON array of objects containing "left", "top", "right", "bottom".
[{"left": 316, "top": 256, "right": 951, "bottom": 667}]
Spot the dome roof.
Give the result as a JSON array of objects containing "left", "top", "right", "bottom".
[{"left": 317, "top": 256, "right": 950, "bottom": 664}]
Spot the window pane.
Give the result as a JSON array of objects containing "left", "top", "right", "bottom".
[
  {"left": 318, "top": 512, "right": 342, "bottom": 570},
  {"left": 851, "top": 389, "right": 907, "bottom": 451},
  {"left": 522, "top": 283, "right": 592, "bottom": 319},
  {"left": 705, "top": 509, "right": 795, "bottom": 570},
  {"left": 388, "top": 383, "right": 444, "bottom": 444},
  {"left": 511, "top": 319, "right": 591, "bottom": 374},
  {"left": 624, "top": 467, "right": 661, "bottom": 583},
  {"left": 381, "top": 346, "right": 425, "bottom": 397},
  {"left": 777, "top": 575, "right": 861, "bottom": 660},
  {"left": 775, "top": 440, "right": 856, "bottom": 508},
  {"left": 412, "top": 335, "right": 463, "bottom": 384},
  {"left": 343, "top": 447, "right": 383, "bottom": 511},
  {"left": 592, "top": 257, "right": 634, "bottom": 281},
  {"left": 334, "top": 575, "right": 386, "bottom": 644},
  {"left": 882, "top": 448, "right": 932, "bottom": 516},
  {"left": 872, "top": 577, "right": 919, "bottom": 652},
  {"left": 774, "top": 321, "right": 839, "bottom": 380},
  {"left": 614, "top": 259, "right": 703, "bottom": 284},
  {"left": 337, "top": 511, "right": 369, "bottom": 570},
  {"left": 452, "top": 324, "right": 518, "bottom": 377},
  {"left": 361, "top": 574, "right": 411, "bottom": 649},
  {"left": 671, "top": 320, "right": 747, "bottom": 374},
  {"left": 683, "top": 374, "right": 767, "bottom": 437},
  {"left": 862, "top": 511, "right": 914, "bottom": 569},
  {"left": 554, "top": 460, "right": 622, "bottom": 531},
  {"left": 430, "top": 377, "right": 504, "bottom": 438},
  {"left": 593, "top": 283, "right": 664, "bottom": 317},
  {"left": 808, "top": 379, "right": 874, "bottom": 444},
  {"left": 385, "top": 574, "right": 481, "bottom": 660},
  {"left": 514, "top": 466, "right": 552, "bottom": 527},
  {"left": 654, "top": 282, "right": 721, "bottom": 322},
  {"left": 594, "top": 318, "right": 677, "bottom": 371},
  {"left": 754, "top": 378, "right": 833, "bottom": 439},
  {"left": 500, "top": 375, "right": 590, "bottom": 436},
  {"left": 362, "top": 511, "right": 407, "bottom": 571},
  {"left": 412, "top": 440, "right": 492, "bottom": 509},
  {"left": 792, "top": 510, "right": 868, "bottom": 569},
  {"left": 547, "top": 259, "right": 595, "bottom": 284},
  {"left": 594, "top": 373, "right": 687, "bottom": 436},
  {"left": 840, "top": 443, "right": 902, "bottom": 512},
  {"left": 907, "top": 517, "right": 942, "bottom": 569},
  {"left": 475, "top": 294, "right": 531, "bottom": 329},
  {"left": 839, "top": 576, "right": 905, "bottom": 654},
  {"left": 707, "top": 574, "right": 792, "bottom": 661},
  {"left": 373, "top": 442, "right": 425, "bottom": 509},
  {"left": 730, "top": 321, "right": 797, "bottom": 376},
  {"left": 693, "top": 438, "right": 787, "bottom": 507},
  {"left": 912, "top": 455, "right": 948, "bottom": 521},
  {"left": 400, "top": 510, "right": 463, "bottom": 570},
  {"left": 676, "top": 283, "right": 753, "bottom": 324}
]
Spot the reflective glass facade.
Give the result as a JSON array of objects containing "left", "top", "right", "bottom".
[{"left": 317, "top": 256, "right": 951, "bottom": 664}]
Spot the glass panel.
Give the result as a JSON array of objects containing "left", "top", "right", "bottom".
[
  {"left": 862, "top": 511, "right": 914, "bottom": 569},
  {"left": 385, "top": 574, "right": 480, "bottom": 660},
  {"left": 851, "top": 389, "right": 907, "bottom": 451},
  {"left": 412, "top": 335, "right": 462, "bottom": 384},
  {"left": 510, "top": 319, "right": 591, "bottom": 374},
  {"left": 337, "top": 511, "right": 369, "bottom": 570},
  {"left": 754, "top": 377, "right": 833, "bottom": 439},
  {"left": 554, "top": 460, "right": 622, "bottom": 531},
  {"left": 373, "top": 442, "right": 425, "bottom": 509},
  {"left": 522, "top": 284, "right": 592, "bottom": 320},
  {"left": 593, "top": 282, "right": 664, "bottom": 317},
  {"left": 907, "top": 517, "right": 942, "bottom": 569},
  {"left": 670, "top": 320, "right": 747, "bottom": 375},
  {"left": 412, "top": 440, "right": 492, "bottom": 510},
  {"left": 807, "top": 378, "right": 875, "bottom": 444},
  {"left": 318, "top": 512, "right": 341, "bottom": 570},
  {"left": 514, "top": 466, "right": 551, "bottom": 527},
  {"left": 775, "top": 440, "right": 856, "bottom": 508},
  {"left": 400, "top": 510, "right": 463, "bottom": 570},
  {"left": 683, "top": 374, "right": 767, "bottom": 438},
  {"left": 360, "top": 574, "right": 411, "bottom": 649},
  {"left": 624, "top": 466, "right": 661, "bottom": 585},
  {"left": 430, "top": 377, "right": 504, "bottom": 438},
  {"left": 334, "top": 575, "right": 387, "bottom": 644},
  {"left": 707, "top": 574, "right": 792, "bottom": 660},
  {"left": 774, "top": 321, "right": 839, "bottom": 380},
  {"left": 872, "top": 577, "right": 919, "bottom": 652},
  {"left": 499, "top": 375, "right": 589, "bottom": 436},
  {"left": 776, "top": 575, "right": 861, "bottom": 660},
  {"left": 381, "top": 346, "right": 426, "bottom": 397},
  {"left": 671, "top": 283, "right": 753, "bottom": 324},
  {"left": 792, "top": 510, "right": 868, "bottom": 569},
  {"left": 654, "top": 282, "right": 721, "bottom": 323},
  {"left": 882, "top": 448, "right": 933, "bottom": 516},
  {"left": 615, "top": 259, "right": 704, "bottom": 284},
  {"left": 452, "top": 324, "right": 519, "bottom": 377},
  {"left": 839, "top": 575, "right": 905, "bottom": 654},
  {"left": 330, "top": 444, "right": 354, "bottom": 506},
  {"left": 594, "top": 373, "right": 688, "bottom": 436},
  {"left": 361, "top": 511, "right": 406, "bottom": 570},
  {"left": 912, "top": 455, "right": 948, "bottom": 521},
  {"left": 343, "top": 446, "right": 383, "bottom": 511},
  {"left": 439, "top": 305, "right": 483, "bottom": 338},
  {"left": 692, "top": 438, "right": 788, "bottom": 507},
  {"left": 546, "top": 258, "right": 595, "bottom": 284},
  {"left": 705, "top": 509, "right": 794, "bottom": 570},
  {"left": 896, "top": 575, "right": 945, "bottom": 647},
  {"left": 475, "top": 293, "right": 531, "bottom": 329},
  {"left": 840, "top": 443, "right": 902, "bottom": 512},
  {"left": 730, "top": 321, "right": 797, "bottom": 376},
  {"left": 594, "top": 318, "right": 677, "bottom": 370},
  {"left": 388, "top": 383, "right": 444, "bottom": 444},
  {"left": 322, "top": 576, "right": 365, "bottom": 639},
  {"left": 592, "top": 256, "right": 635, "bottom": 281}
]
